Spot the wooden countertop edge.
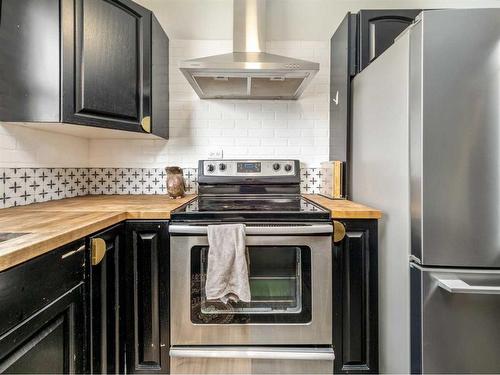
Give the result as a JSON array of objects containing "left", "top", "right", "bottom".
[
  {"left": 0, "top": 212, "right": 127, "bottom": 272},
  {"left": 0, "top": 195, "right": 199, "bottom": 272},
  {"left": 302, "top": 194, "right": 382, "bottom": 219}
]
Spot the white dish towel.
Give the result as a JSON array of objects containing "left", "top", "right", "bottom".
[{"left": 205, "top": 224, "right": 251, "bottom": 304}]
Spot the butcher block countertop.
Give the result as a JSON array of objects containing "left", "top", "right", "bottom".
[
  {"left": 304, "top": 194, "right": 382, "bottom": 219},
  {"left": 0, "top": 194, "right": 380, "bottom": 272},
  {"left": 0, "top": 195, "right": 195, "bottom": 272}
]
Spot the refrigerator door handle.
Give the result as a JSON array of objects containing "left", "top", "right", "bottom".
[{"left": 436, "top": 277, "right": 500, "bottom": 295}]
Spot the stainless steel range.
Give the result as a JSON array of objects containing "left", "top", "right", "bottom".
[{"left": 169, "top": 159, "right": 334, "bottom": 374}]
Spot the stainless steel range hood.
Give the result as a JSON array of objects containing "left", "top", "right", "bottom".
[{"left": 179, "top": 0, "right": 319, "bottom": 100}]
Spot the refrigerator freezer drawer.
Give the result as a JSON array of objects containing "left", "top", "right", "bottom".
[
  {"left": 411, "top": 265, "right": 500, "bottom": 373},
  {"left": 170, "top": 347, "right": 335, "bottom": 374}
]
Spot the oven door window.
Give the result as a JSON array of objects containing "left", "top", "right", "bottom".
[{"left": 190, "top": 246, "right": 312, "bottom": 324}]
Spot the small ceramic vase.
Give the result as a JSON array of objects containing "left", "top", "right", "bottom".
[{"left": 165, "top": 166, "right": 186, "bottom": 199}]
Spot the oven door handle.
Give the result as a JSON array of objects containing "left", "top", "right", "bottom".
[
  {"left": 169, "top": 347, "right": 335, "bottom": 361},
  {"left": 169, "top": 224, "right": 333, "bottom": 235}
]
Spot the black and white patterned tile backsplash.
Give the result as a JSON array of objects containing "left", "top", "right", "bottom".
[{"left": 0, "top": 167, "right": 322, "bottom": 209}]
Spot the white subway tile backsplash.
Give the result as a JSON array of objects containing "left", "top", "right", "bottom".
[
  {"left": 262, "top": 102, "right": 287, "bottom": 112},
  {"left": 248, "top": 111, "right": 275, "bottom": 121},
  {"left": 235, "top": 138, "right": 261, "bottom": 146},
  {"left": 250, "top": 128, "right": 275, "bottom": 137},
  {"left": 209, "top": 119, "right": 235, "bottom": 129},
  {"left": 262, "top": 119, "right": 287, "bottom": 129},
  {"left": 261, "top": 138, "right": 288, "bottom": 146},
  {"left": 289, "top": 137, "right": 314, "bottom": 146},
  {"left": 222, "top": 111, "right": 249, "bottom": 120},
  {"left": 252, "top": 147, "right": 276, "bottom": 156},
  {"left": 275, "top": 129, "right": 300, "bottom": 138},
  {"left": 234, "top": 119, "right": 262, "bottom": 128},
  {"left": 301, "top": 111, "right": 328, "bottom": 121},
  {"left": 275, "top": 112, "right": 301, "bottom": 120},
  {"left": 221, "top": 128, "right": 249, "bottom": 137},
  {"left": 209, "top": 137, "right": 234, "bottom": 146},
  {"left": 90, "top": 39, "right": 329, "bottom": 168}
]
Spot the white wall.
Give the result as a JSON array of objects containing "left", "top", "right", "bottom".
[
  {"left": 2, "top": 0, "right": 498, "bottom": 169},
  {"left": 0, "top": 122, "right": 89, "bottom": 168},
  {"left": 136, "top": 0, "right": 500, "bottom": 41},
  {"left": 88, "top": 39, "right": 330, "bottom": 168}
]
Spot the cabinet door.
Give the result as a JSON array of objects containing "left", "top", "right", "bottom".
[
  {"left": 0, "top": 0, "right": 60, "bottom": 122},
  {"left": 329, "top": 13, "right": 356, "bottom": 170},
  {"left": 88, "top": 224, "right": 125, "bottom": 374},
  {"left": 125, "top": 221, "right": 169, "bottom": 374},
  {"left": 333, "top": 220, "right": 378, "bottom": 373},
  {"left": 0, "top": 283, "right": 86, "bottom": 374},
  {"left": 61, "top": 0, "right": 152, "bottom": 133},
  {"left": 151, "top": 14, "right": 169, "bottom": 139},
  {"left": 358, "top": 10, "right": 421, "bottom": 71}
]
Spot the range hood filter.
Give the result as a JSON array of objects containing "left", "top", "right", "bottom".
[{"left": 179, "top": 0, "right": 319, "bottom": 100}]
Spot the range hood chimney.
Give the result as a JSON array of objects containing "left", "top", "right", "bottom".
[{"left": 179, "top": 0, "right": 319, "bottom": 100}]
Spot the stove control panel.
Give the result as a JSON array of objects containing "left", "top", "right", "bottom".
[{"left": 200, "top": 160, "right": 297, "bottom": 177}]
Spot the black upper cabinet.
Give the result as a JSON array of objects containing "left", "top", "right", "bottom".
[
  {"left": 87, "top": 224, "right": 125, "bottom": 374},
  {"left": 357, "top": 10, "right": 422, "bottom": 71},
  {"left": 151, "top": 14, "right": 170, "bottom": 140},
  {"left": 0, "top": 0, "right": 169, "bottom": 138},
  {"left": 62, "top": 0, "right": 152, "bottom": 132},
  {"left": 0, "top": 0, "right": 60, "bottom": 122}
]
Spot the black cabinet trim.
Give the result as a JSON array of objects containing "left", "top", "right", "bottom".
[
  {"left": 125, "top": 221, "right": 169, "bottom": 374},
  {"left": 87, "top": 223, "right": 125, "bottom": 374},
  {"left": 61, "top": 0, "right": 152, "bottom": 132},
  {"left": 0, "top": 239, "right": 85, "bottom": 337},
  {"left": 134, "top": 231, "right": 161, "bottom": 368},
  {"left": 0, "top": 282, "right": 86, "bottom": 373},
  {"left": 333, "top": 219, "right": 378, "bottom": 374}
]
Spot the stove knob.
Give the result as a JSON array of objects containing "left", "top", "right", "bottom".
[
  {"left": 207, "top": 164, "right": 215, "bottom": 173},
  {"left": 284, "top": 164, "right": 292, "bottom": 172},
  {"left": 219, "top": 163, "right": 226, "bottom": 171},
  {"left": 272, "top": 163, "right": 281, "bottom": 171}
]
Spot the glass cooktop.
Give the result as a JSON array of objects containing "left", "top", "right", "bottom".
[{"left": 171, "top": 196, "right": 330, "bottom": 222}]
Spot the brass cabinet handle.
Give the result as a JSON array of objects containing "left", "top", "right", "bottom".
[
  {"left": 61, "top": 244, "right": 86, "bottom": 259},
  {"left": 91, "top": 238, "right": 106, "bottom": 266},
  {"left": 333, "top": 221, "right": 346, "bottom": 243},
  {"left": 141, "top": 116, "right": 151, "bottom": 133}
]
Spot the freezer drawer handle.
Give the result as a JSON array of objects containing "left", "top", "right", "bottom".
[
  {"left": 169, "top": 347, "right": 335, "bottom": 361},
  {"left": 436, "top": 278, "right": 500, "bottom": 295}
]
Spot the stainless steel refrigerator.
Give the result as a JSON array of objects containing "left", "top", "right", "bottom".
[{"left": 349, "top": 8, "right": 500, "bottom": 374}]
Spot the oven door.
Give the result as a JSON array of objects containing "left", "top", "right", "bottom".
[{"left": 169, "top": 223, "right": 333, "bottom": 346}]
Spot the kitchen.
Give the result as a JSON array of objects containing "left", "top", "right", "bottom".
[{"left": 0, "top": 0, "right": 499, "bottom": 374}]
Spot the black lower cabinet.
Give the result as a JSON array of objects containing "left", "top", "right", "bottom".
[
  {"left": 0, "top": 241, "right": 87, "bottom": 373},
  {"left": 125, "top": 221, "right": 169, "bottom": 374},
  {"left": 87, "top": 224, "right": 125, "bottom": 374},
  {"left": 333, "top": 220, "right": 378, "bottom": 374}
]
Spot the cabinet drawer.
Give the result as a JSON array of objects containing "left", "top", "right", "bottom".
[{"left": 0, "top": 240, "right": 85, "bottom": 336}]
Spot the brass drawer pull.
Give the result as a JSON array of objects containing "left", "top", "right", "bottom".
[
  {"left": 61, "top": 245, "right": 86, "bottom": 259},
  {"left": 141, "top": 116, "right": 151, "bottom": 133},
  {"left": 91, "top": 238, "right": 106, "bottom": 265},
  {"left": 333, "top": 221, "right": 346, "bottom": 243}
]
